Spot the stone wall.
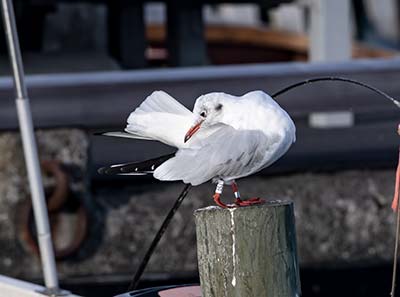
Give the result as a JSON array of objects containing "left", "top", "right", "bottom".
[
  {"left": 0, "top": 129, "right": 396, "bottom": 280},
  {"left": 88, "top": 170, "right": 396, "bottom": 279},
  {"left": 0, "top": 129, "right": 90, "bottom": 279}
]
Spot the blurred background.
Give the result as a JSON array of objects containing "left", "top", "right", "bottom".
[{"left": 1, "top": 0, "right": 400, "bottom": 296}]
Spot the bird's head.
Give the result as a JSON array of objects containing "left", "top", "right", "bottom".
[{"left": 184, "top": 93, "right": 226, "bottom": 143}]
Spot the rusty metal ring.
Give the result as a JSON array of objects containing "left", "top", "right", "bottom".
[
  {"left": 41, "top": 160, "right": 69, "bottom": 212},
  {"left": 18, "top": 160, "right": 89, "bottom": 260},
  {"left": 50, "top": 204, "right": 88, "bottom": 260}
]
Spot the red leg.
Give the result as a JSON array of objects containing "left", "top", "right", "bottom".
[
  {"left": 213, "top": 180, "right": 232, "bottom": 208},
  {"left": 213, "top": 193, "right": 229, "bottom": 208},
  {"left": 231, "top": 182, "right": 244, "bottom": 205},
  {"left": 232, "top": 181, "right": 265, "bottom": 207},
  {"left": 235, "top": 197, "right": 265, "bottom": 206}
]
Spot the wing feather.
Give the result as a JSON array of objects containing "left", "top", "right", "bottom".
[
  {"left": 154, "top": 125, "right": 283, "bottom": 185},
  {"left": 125, "top": 91, "right": 193, "bottom": 148},
  {"left": 98, "top": 153, "right": 175, "bottom": 175},
  {"left": 132, "top": 90, "right": 192, "bottom": 116}
]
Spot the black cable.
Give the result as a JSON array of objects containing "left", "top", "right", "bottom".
[
  {"left": 128, "top": 184, "right": 192, "bottom": 292},
  {"left": 271, "top": 76, "right": 400, "bottom": 109}
]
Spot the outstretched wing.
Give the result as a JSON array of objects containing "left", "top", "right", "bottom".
[
  {"left": 154, "top": 125, "right": 286, "bottom": 186},
  {"left": 96, "top": 91, "right": 193, "bottom": 147},
  {"left": 125, "top": 91, "right": 194, "bottom": 148}
]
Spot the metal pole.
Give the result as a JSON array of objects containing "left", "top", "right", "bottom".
[
  {"left": 308, "top": 0, "right": 351, "bottom": 62},
  {"left": 0, "top": 0, "right": 59, "bottom": 292}
]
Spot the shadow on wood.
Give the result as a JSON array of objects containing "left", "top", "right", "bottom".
[{"left": 194, "top": 201, "right": 301, "bottom": 297}]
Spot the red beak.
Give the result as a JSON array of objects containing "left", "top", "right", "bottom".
[{"left": 184, "top": 120, "right": 203, "bottom": 143}]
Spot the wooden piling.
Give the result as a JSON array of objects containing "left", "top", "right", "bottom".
[{"left": 194, "top": 201, "right": 301, "bottom": 297}]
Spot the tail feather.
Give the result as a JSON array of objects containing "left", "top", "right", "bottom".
[{"left": 98, "top": 153, "right": 176, "bottom": 175}]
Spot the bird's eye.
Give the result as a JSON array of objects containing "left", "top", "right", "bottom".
[{"left": 200, "top": 111, "right": 207, "bottom": 117}]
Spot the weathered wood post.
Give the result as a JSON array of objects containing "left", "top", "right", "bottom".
[{"left": 194, "top": 201, "right": 301, "bottom": 297}]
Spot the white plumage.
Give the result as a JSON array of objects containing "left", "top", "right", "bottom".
[
  {"left": 125, "top": 91, "right": 193, "bottom": 146},
  {"left": 124, "top": 90, "right": 296, "bottom": 186}
]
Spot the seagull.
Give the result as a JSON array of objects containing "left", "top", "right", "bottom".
[{"left": 98, "top": 90, "right": 296, "bottom": 208}]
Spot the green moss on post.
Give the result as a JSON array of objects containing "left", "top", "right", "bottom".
[{"left": 194, "top": 201, "right": 301, "bottom": 297}]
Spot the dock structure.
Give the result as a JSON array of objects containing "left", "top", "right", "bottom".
[{"left": 194, "top": 201, "right": 301, "bottom": 297}]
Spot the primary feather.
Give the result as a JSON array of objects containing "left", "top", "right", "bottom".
[{"left": 98, "top": 153, "right": 175, "bottom": 175}]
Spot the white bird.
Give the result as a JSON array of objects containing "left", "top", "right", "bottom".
[{"left": 98, "top": 90, "right": 296, "bottom": 208}]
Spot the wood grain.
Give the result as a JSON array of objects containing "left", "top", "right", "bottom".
[{"left": 194, "top": 201, "right": 301, "bottom": 297}]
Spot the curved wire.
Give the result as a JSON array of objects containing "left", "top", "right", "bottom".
[
  {"left": 271, "top": 76, "right": 400, "bottom": 109},
  {"left": 271, "top": 76, "right": 400, "bottom": 297}
]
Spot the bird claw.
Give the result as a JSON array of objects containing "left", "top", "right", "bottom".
[
  {"left": 213, "top": 193, "right": 229, "bottom": 208},
  {"left": 214, "top": 194, "right": 265, "bottom": 208},
  {"left": 235, "top": 197, "right": 265, "bottom": 207}
]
